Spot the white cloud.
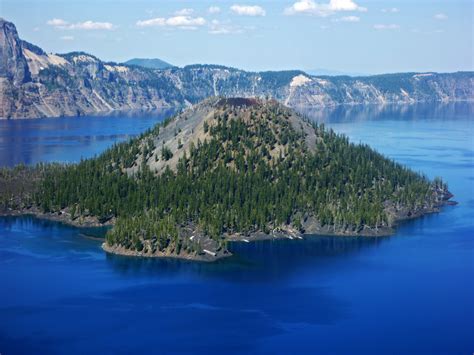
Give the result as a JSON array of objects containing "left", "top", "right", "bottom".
[
  {"left": 230, "top": 5, "right": 266, "bottom": 16},
  {"left": 136, "top": 16, "right": 206, "bottom": 29},
  {"left": 209, "top": 20, "right": 244, "bottom": 34},
  {"left": 60, "top": 35, "right": 74, "bottom": 41},
  {"left": 335, "top": 15, "right": 360, "bottom": 22},
  {"left": 284, "top": 0, "right": 367, "bottom": 17},
  {"left": 330, "top": 0, "right": 365, "bottom": 11},
  {"left": 373, "top": 23, "right": 400, "bottom": 30},
  {"left": 47, "top": 18, "right": 69, "bottom": 26},
  {"left": 286, "top": 0, "right": 315, "bottom": 14},
  {"left": 136, "top": 18, "right": 165, "bottom": 27},
  {"left": 47, "top": 18, "right": 115, "bottom": 30},
  {"left": 73, "top": 21, "right": 115, "bottom": 30},
  {"left": 381, "top": 7, "right": 399, "bottom": 13},
  {"left": 174, "top": 8, "right": 194, "bottom": 16},
  {"left": 208, "top": 6, "right": 221, "bottom": 14},
  {"left": 434, "top": 13, "right": 447, "bottom": 20}
]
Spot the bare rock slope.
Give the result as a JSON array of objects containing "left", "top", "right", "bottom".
[{"left": 1, "top": 18, "right": 473, "bottom": 119}]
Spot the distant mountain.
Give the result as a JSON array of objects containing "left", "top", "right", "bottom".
[
  {"left": 124, "top": 58, "right": 174, "bottom": 70},
  {"left": 1, "top": 18, "right": 473, "bottom": 119}
]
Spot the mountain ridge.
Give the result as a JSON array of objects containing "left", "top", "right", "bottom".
[{"left": 1, "top": 18, "right": 473, "bottom": 119}]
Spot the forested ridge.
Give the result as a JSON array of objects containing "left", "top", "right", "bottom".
[{"left": 0, "top": 98, "right": 450, "bottom": 259}]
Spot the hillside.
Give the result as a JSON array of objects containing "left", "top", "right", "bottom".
[
  {"left": 124, "top": 58, "right": 174, "bottom": 70},
  {"left": 0, "top": 97, "right": 454, "bottom": 261},
  {"left": 1, "top": 18, "right": 473, "bottom": 119}
]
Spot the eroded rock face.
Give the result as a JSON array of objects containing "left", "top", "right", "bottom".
[
  {"left": 1, "top": 18, "right": 473, "bottom": 119},
  {"left": 0, "top": 18, "right": 30, "bottom": 86}
]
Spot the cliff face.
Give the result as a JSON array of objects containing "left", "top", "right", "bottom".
[
  {"left": 1, "top": 18, "right": 473, "bottom": 119},
  {"left": 0, "top": 18, "right": 30, "bottom": 86}
]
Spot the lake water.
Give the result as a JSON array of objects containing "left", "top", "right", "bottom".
[
  {"left": 0, "top": 103, "right": 473, "bottom": 354},
  {"left": 0, "top": 109, "right": 175, "bottom": 167}
]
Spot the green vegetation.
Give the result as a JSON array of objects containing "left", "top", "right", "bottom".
[
  {"left": 161, "top": 146, "right": 173, "bottom": 161},
  {"left": 0, "top": 99, "right": 447, "bottom": 258},
  {"left": 259, "top": 70, "right": 306, "bottom": 87},
  {"left": 38, "top": 66, "right": 78, "bottom": 91},
  {"left": 21, "top": 99, "right": 447, "bottom": 256},
  {"left": 0, "top": 164, "right": 48, "bottom": 210}
]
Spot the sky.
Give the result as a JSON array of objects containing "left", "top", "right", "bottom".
[{"left": 2, "top": 0, "right": 473, "bottom": 74}]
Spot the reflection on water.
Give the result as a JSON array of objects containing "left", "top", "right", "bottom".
[
  {"left": 105, "top": 235, "right": 387, "bottom": 282},
  {"left": 0, "top": 215, "right": 385, "bottom": 283},
  {"left": 0, "top": 102, "right": 472, "bottom": 168},
  {"left": 298, "top": 101, "right": 473, "bottom": 123}
]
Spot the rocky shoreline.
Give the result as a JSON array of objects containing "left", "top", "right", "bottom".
[
  {"left": 102, "top": 197, "right": 456, "bottom": 262},
  {"left": 0, "top": 206, "right": 114, "bottom": 228},
  {"left": 102, "top": 242, "right": 231, "bottom": 262},
  {"left": 1, "top": 193, "right": 456, "bottom": 262}
]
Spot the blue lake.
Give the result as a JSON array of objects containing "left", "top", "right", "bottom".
[{"left": 0, "top": 103, "right": 473, "bottom": 354}]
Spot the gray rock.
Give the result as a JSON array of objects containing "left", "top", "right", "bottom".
[{"left": 1, "top": 18, "right": 473, "bottom": 119}]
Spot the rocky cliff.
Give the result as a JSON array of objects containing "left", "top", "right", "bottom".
[{"left": 1, "top": 18, "right": 473, "bottom": 119}]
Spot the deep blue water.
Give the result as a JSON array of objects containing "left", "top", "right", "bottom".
[
  {"left": 0, "top": 109, "right": 175, "bottom": 167},
  {"left": 0, "top": 103, "right": 473, "bottom": 354}
]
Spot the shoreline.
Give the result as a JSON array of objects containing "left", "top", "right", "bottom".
[
  {"left": 0, "top": 207, "right": 114, "bottom": 228},
  {"left": 101, "top": 201, "right": 455, "bottom": 262},
  {"left": 102, "top": 242, "right": 232, "bottom": 262},
  {"left": 3, "top": 99, "right": 474, "bottom": 121},
  {"left": 1, "top": 198, "right": 457, "bottom": 262}
]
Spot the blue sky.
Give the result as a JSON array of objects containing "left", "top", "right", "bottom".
[{"left": 2, "top": 0, "right": 472, "bottom": 73}]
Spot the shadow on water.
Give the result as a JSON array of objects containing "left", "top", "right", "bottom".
[
  {"left": 1, "top": 216, "right": 387, "bottom": 283},
  {"left": 1, "top": 216, "right": 361, "bottom": 354},
  {"left": 105, "top": 234, "right": 388, "bottom": 283},
  {"left": 0, "top": 216, "right": 109, "bottom": 260},
  {"left": 0, "top": 215, "right": 108, "bottom": 235},
  {"left": 1, "top": 215, "right": 387, "bottom": 283}
]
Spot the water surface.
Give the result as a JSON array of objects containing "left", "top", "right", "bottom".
[
  {"left": 0, "top": 103, "right": 473, "bottom": 354},
  {"left": 0, "top": 109, "right": 175, "bottom": 167}
]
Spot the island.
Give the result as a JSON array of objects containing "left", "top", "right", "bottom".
[{"left": 0, "top": 97, "right": 455, "bottom": 261}]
